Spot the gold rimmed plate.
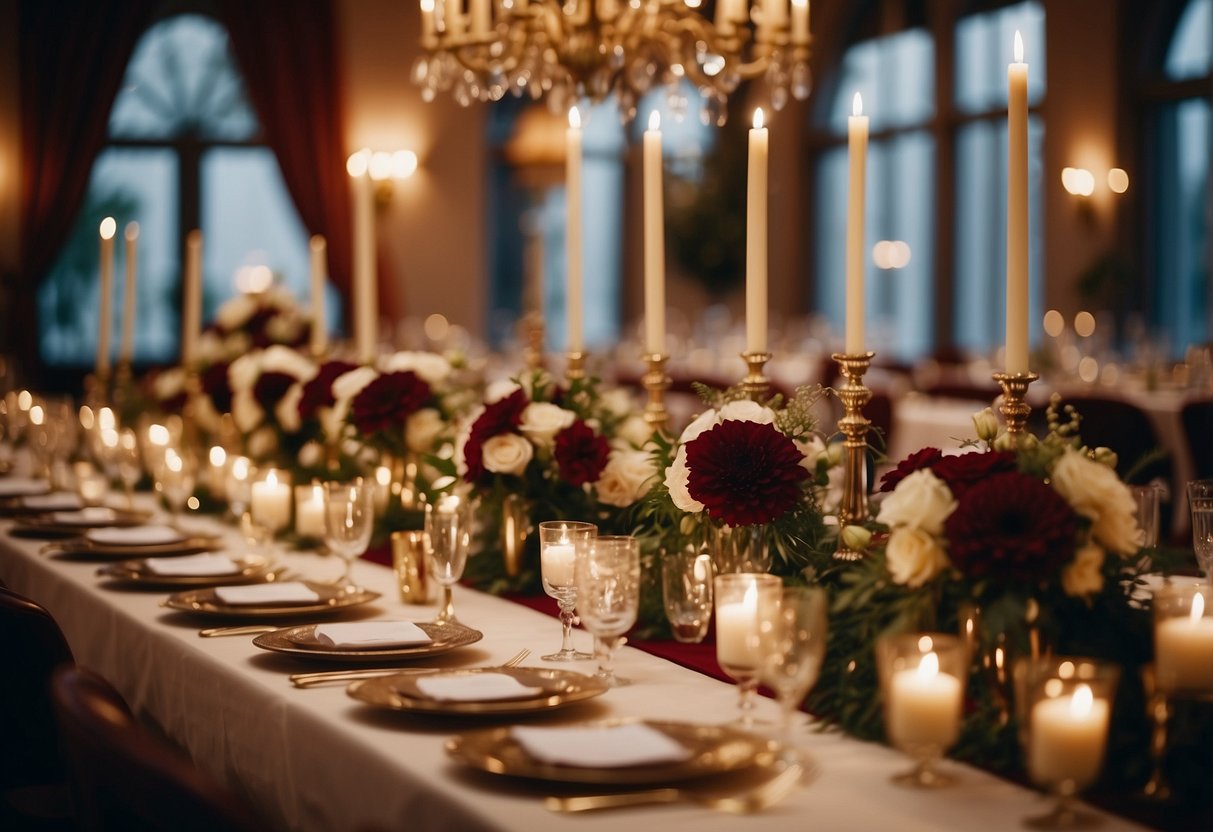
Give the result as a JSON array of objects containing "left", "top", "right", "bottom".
[
  {"left": 349, "top": 667, "right": 608, "bottom": 715},
  {"left": 14, "top": 508, "right": 153, "bottom": 537},
  {"left": 252, "top": 620, "right": 482, "bottom": 663},
  {"left": 445, "top": 719, "right": 778, "bottom": 786},
  {"left": 164, "top": 582, "right": 381, "bottom": 619},
  {"left": 96, "top": 554, "right": 277, "bottom": 588},
  {"left": 44, "top": 534, "right": 224, "bottom": 560}
]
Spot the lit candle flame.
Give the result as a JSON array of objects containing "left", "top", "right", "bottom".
[
  {"left": 100, "top": 217, "right": 117, "bottom": 239},
  {"left": 1070, "top": 683, "right": 1094, "bottom": 718},
  {"left": 852, "top": 92, "right": 863, "bottom": 117},
  {"left": 568, "top": 106, "right": 581, "bottom": 130},
  {"left": 752, "top": 107, "right": 764, "bottom": 130},
  {"left": 917, "top": 651, "right": 940, "bottom": 679},
  {"left": 1193, "top": 592, "right": 1206, "bottom": 622},
  {"left": 742, "top": 580, "right": 757, "bottom": 612},
  {"left": 266, "top": 469, "right": 279, "bottom": 487},
  {"left": 208, "top": 445, "right": 226, "bottom": 467},
  {"left": 648, "top": 110, "right": 660, "bottom": 131},
  {"left": 1014, "top": 30, "right": 1024, "bottom": 63}
]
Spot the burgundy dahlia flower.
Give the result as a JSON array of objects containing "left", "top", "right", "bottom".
[
  {"left": 201, "top": 361, "right": 234, "bottom": 413},
  {"left": 350, "top": 370, "right": 432, "bottom": 436},
  {"left": 554, "top": 420, "right": 610, "bottom": 487},
  {"left": 879, "top": 447, "right": 944, "bottom": 492},
  {"left": 253, "top": 370, "right": 296, "bottom": 411},
  {"left": 298, "top": 360, "right": 358, "bottom": 422},
  {"left": 686, "top": 419, "right": 809, "bottom": 527},
  {"left": 462, "top": 389, "right": 530, "bottom": 482},
  {"left": 931, "top": 451, "right": 1019, "bottom": 499}
]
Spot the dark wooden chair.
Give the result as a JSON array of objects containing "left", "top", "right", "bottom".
[{"left": 50, "top": 666, "right": 262, "bottom": 832}]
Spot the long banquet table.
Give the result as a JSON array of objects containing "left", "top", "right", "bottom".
[{"left": 0, "top": 510, "right": 1151, "bottom": 832}]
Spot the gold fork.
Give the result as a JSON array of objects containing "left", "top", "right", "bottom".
[{"left": 288, "top": 647, "right": 532, "bottom": 688}]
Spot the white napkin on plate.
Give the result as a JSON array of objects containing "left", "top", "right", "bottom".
[
  {"left": 414, "top": 672, "right": 542, "bottom": 701},
  {"left": 86, "top": 525, "right": 185, "bottom": 546},
  {"left": 213, "top": 581, "right": 320, "bottom": 605},
  {"left": 21, "top": 492, "right": 80, "bottom": 510},
  {"left": 144, "top": 554, "right": 240, "bottom": 576},
  {"left": 312, "top": 620, "right": 432, "bottom": 648},
  {"left": 0, "top": 478, "right": 51, "bottom": 498},
  {"left": 510, "top": 724, "right": 692, "bottom": 768},
  {"left": 51, "top": 507, "right": 117, "bottom": 525}
]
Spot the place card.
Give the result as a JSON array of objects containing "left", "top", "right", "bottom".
[
  {"left": 313, "top": 620, "right": 432, "bottom": 648},
  {"left": 510, "top": 723, "right": 692, "bottom": 768},
  {"left": 214, "top": 582, "right": 320, "bottom": 605}
]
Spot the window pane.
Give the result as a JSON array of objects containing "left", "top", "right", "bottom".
[
  {"left": 39, "top": 148, "right": 178, "bottom": 366},
  {"left": 1166, "top": 0, "right": 1212, "bottom": 80},
  {"left": 201, "top": 148, "right": 327, "bottom": 328},
  {"left": 109, "top": 14, "right": 258, "bottom": 141},
  {"left": 828, "top": 29, "right": 934, "bottom": 134},
  {"left": 955, "top": 1, "right": 1045, "bottom": 114}
]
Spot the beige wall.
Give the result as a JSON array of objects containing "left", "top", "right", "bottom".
[{"left": 0, "top": 0, "right": 20, "bottom": 273}]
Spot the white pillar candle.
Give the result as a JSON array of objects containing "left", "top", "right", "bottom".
[
  {"left": 791, "top": 0, "right": 810, "bottom": 45},
  {"left": 886, "top": 652, "right": 962, "bottom": 749},
  {"left": 295, "top": 483, "right": 327, "bottom": 538},
  {"left": 1005, "top": 31, "right": 1030, "bottom": 375},
  {"left": 470, "top": 0, "right": 490, "bottom": 35},
  {"left": 764, "top": 0, "right": 788, "bottom": 29},
  {"left": 182, "top": 229, "right": 202, "bottom": 369},
  {"left": 1028, "top": 684, "right": 1110, "bottom": 787},
  {"left": 1155, "top": 592, "right": 1213, "bottom": 693},
  {"left": 96, "top": 218, "right": 116, "bottom": 378},
  {"left": 643, "top": 110, "right": 666, "bottom": 355},
  {"left": 250, "top": 469, "right": 292, "bottom": 531},
  {"left": 845, "top": 93, "right": 868, "bottom": 355},
  {"left": 541, "top": 542, "right": 577, "bottom": 588},
  {"left": 120, "top": 222, "right": 139, "bottom": 366},
  {"left": 745, "top": 108, "right": 769, "bottom": 355},
  {"left": 716, "top": 582, "right": 761, "bottom": 670},
  {"left": 309, "top": 235, "right": 328, "bottom": 356},
  {"left": 565, "top": 107, "right": 584, "bottom": 353},
  {"left": 348, "top": 150, "right": 377, "bottom": 365}
]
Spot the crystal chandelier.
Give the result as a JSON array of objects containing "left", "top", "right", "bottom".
[{"left": 411, "top": 0, "right": 812, "bottom": 124}]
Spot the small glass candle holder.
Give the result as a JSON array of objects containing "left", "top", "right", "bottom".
[
  {"left": 294, "top": 482, "right": 327, "bottom": 540},
  {"left": 539, "top": 520, "right": 596, "bottom": 661},
  {"left": 1021, "top": 657, "right": 1120, "bottom": 829},
  {"left": 713, "top": 572, "right": 782, "bottom": 728},
  {"left": 249, "top": 467, "right": 292, "bottom": 542},
  {"left": 661, "top": 547, "right": 714, "bottom": 643},
  {"left": 390, "top": 530, "right": 429, "bottom": 604},
  {"left": 876, "top": 632, "right": 967, "bottom": 788},
  {"left": 72, "top": 460, "right": 109, "bottom": 507},
  {"left": 1153, "top": 584, "right": 1213, "bottom": 697}
]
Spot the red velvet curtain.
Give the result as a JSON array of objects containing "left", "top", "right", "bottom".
[
  {"left": 16, "top": 0, "right": 158, "bottom": 367},
  {"left": 216, "top": 0, "right": 353, "bottom": 298}
]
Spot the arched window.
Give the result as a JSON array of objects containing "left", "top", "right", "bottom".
[
  {"left": 1146, "top": 0, "right": 1211, "bottom": 355},
  {"left": 38, "top": 11, "right": 336, "bottom": 367}
]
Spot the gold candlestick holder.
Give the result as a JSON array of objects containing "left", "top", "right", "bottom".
[
  {"left": 991, "top": 371, "right": 1039, "bottom": 441},
  {"left": 740, "top": 351, "right": 772, "bottom": 402},
  {"left": 832, "top": 351, "right": 875, "bottom": 562},
  {"left": 565, "top": 350, "right": 586, "bottom": 382},
  {"left": 641, "top": 352, "right": 671, "bottom": 436},
  {"left": 521, "top": 311, "right": 545, "bottom": 371}
]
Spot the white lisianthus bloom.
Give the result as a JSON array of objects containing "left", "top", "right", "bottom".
[
  {"left": 1062, "top": 542, "right": 1106, "bottom": 597},
  {"left": 596, "top": 448, "right": 657, "bottom": 508},
  {"left": 405, "top": 407, "right": 446, "bottom": 454},
  {"left": 679, "top": 408, "right": 719, "bottom": 444},
  {"left": 382, "top": 351, "right": 452, "bottom": 385},
  {"left": 885, "top": 527, "right": 950, "bottom": 587},
  {"left": 275, "top": 383, "right": 304, "bottom": 433},
  {"left": 215, "top": 293, "right": 256, "bottom": 331},
  {"left": 1050, "top": 448, "right": 1142, "bottom": 556},
  {"left": 718, "top": 400, "right": 775, "bottom": 425},
  {"left": 665, "top": 445, "right": 704, "bottom": 514},
  {"left": 518, "top": 402, "right": 576, "bottom": 446},
  {"left": 876, "top": 469, "right": 957, "bottom": 535},
  {"left": 329, "top": 366, "right": 379, "bottom": 428},
  {"left": 481, "top": 433, "right": 533, "bottom": 476},
  {"left": 485, "top": 379, "right": 521, "bottom": 404}
]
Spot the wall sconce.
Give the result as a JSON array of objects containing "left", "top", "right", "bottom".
[{"left": 347, "top": 149, "right": 418, "bottom": 210}]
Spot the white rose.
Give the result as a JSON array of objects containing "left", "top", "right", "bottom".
[
  {"left": 876, "top": 469, "right": 957, "bottom": 535},
  {"left": 485, "top": 379, "right": 521, "bottom": 404},
  {"left": 382, "top": 351, "right": 452, "bottom": 385},
  {"left": 518, "top": 402, "right": 576, "bottom": 445},
  {"left": 679, "top": 408, "right": 719, "bottom": 444},
  {"left": 481, "top": 433, "right": 533, "bottom": 476},
  {"left": 664, "top": 445, "right": 704, "bottom": 514},
  {"left": 885, "top": 527, "right": 950, "bottom": 587},
  {"left": 616, "top": 414, "right": 652, "bottom": 449},
  {"left": 1062, "top": 542, "right": 1106, "bottom": 597},
  {"left": 215, "top": 294, "right": 256, "bottom": 331},
  {"left": 718, "top": 400, "right": 776, "bottom": 425},
  {"left": 599, "top": 387, "right": 636, "bottom": 419},
  {"left": 227, "top": 351, "right": 263, "bottom": 395},
  {"left": 405, "top": 407, "right": 446, "bottom": 454},
  {"left": 275, "top": 383, "right": 304, "bottom": 433},
  {"left": 596, "top": 449, "right": 657, "bottom": 508},
  {"left": 231, "top": 390, "right": 264, "bottom": 434},
  {"left": 1051, "top": 448, "right": 1142, "bottom": 556}
]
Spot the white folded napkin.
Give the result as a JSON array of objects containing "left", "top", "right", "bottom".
[
  {"left": 51, "top": 507, "right": 117, "bottom": 525},
  {"left": 21, "top": 492, "right": 80, "bottom": 510},
  {"left": 144, "top": 554, "right": 240, "bottom": 577},
  {"left": 213, "top": 581, "right": 320, "bottom": 605},
  {"left": 510, "top": 724, "right": 693, "bottom": 768},
  {"left": 86, "top": 525, "right": 185, "bottom": 546},
  {"left": 414, "top": 672, "right": 542, "bottom": 701},
  {"left": 312, "top": 620, "right": 432, "bottom": 648},
  {"left": 0, "top": 478, "right": 51, "bottom": 498}
]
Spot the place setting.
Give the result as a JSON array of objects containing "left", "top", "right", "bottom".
[
  {"left": 95, "top": 551, "right": 283, "bottom": 589},
  {"left": 250, "top": 617, "right": 481, "bottom": 663},
  {"left": 41, "top": 523, "right": 223, "bottom": 560}
]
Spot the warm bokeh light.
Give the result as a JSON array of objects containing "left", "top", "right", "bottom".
[
  {"left": 1074, "top": 311, "right": 1096, "bottom": 337},
  {"left": 1061, "top": 167, "right": 1095, "bottom": 197},
  {"left": 872, "top": 240, "right": 912, "bottom": 270},
  {"left": 124, "top": 222, "right": 140, "bottom": 241},
  {"left": 648, "top": 110, "right": 660, "bottom": 131},
  {"left": 392, "top": 150, "right": 419, "bottom": 179},
  {"left": 99, "top": 217, "right": 117, "bottom": 239},
  {"left": 236, "top": 264, "right": 274, "bottom": 294},
  {"left": 1107, "top": 168, "right": 1129, "bottom": 194},
  {"left": 369, "top": 151, "right": 393, "bottom": 181},
  {"left": 346, "top": 149, "right": 370, "bottom": 177},
  {"left": 1078, "top": 356, "right": 1099, "bottom": 383},
  {"left": 1043, "top": 309, "right": 1065, "bottom": 337},
  {"left": 753, "top": 107, "right": 765, "bottom": 130},
  {"left": 424, "top": 312, "right": 451, "bottom": 342},
  {"left": 852, "top": 92, "right": 862, "bottom": 117},
  {"left": 568, "top": 106, "right": 581, "bottom": 130}
]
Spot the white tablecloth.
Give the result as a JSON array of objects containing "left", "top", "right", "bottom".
[{"left": 0, "top": 513, "right": 1149, "bottom": 832}]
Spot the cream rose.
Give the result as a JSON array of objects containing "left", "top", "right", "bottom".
[
  {"left": 246, "top": 424, "right": 279, "bottom": 462},
  {"left": 885, "top": 527, "right": 949, "bottom": 587},
  {"left": 452, "top": 409, "right": 482, "bottom": 478},
  {"left": 481, "top": 433, "right": 533, "bottom": 476},
  {"left": 383, "top": 351, "right": 452, "bottom": 385},
  {"left": 615, "top": 414, "right": 652, "bottom": 449},
  {"left": 679, "top": 408, "right": 719, "bottom": 444},
  {"left": 227, "top": 351, "right": 263, "bottom": 395},
  {"left": 596, "top": 449, "right": 657, "bottom": 508},
  {"left": 152, "top": 367, "right": 186, "bottom": 402},
  {"left": 1050, "top": 448, "right": 1142, "bottom": 555},
  {"left": 260, "top": 344, "right": 317, "bottom": 382},
  {"left": 265, "top": 313, "right": 304, "bottom": 345},
  {"left": 718, "top": 400, "right": 776, "bottom": 425},
  {"left": 876, "top": 469, "right": 957, "bottom": 535},
  {"left": 1062, "top": 542, "right": 1106, "bottom": 597},
  {"left": 405, "top": 407, "right": 446, "bottom": 454},
  {"left": 518, "top": 402, "right": 576, "bottom": 445},
  {"left": 485, "top": 379, "right": 521, "bottom": 404}
]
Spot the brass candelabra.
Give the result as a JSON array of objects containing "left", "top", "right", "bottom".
[
  {"left": 832, "top": 351, "right": 874, "bottom": 562},
  {"left": 641, "top": 352, "right": 671, "bottom": 436},
  {"left": 740, "top": 351, "right": 771, "bottom": 403},
  {"left": 991, "top": 371, "right": 1039, "bottom": 441},
  {"left": 565, "top": 350, "right": 586, "bottom": 382}
]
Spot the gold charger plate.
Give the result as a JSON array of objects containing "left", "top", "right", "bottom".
[
  {"left": 445, "top": 719, "right": 778, "bottom": 785},
  {"left": 164, "top": 582, "right": 381, "bottom": 619},
  {"left": 252, "top": 620, "right": 482, "bottom": 662},
  {"left": 43, "top": 534, "right": 224, "bottom": 560},
  {"left": 14, "top": 508, "right": 153, "bottom": 536},
  {"left": 96, "top": 554, "right": 276, "bottom": 588},
  {"left": 349, "top": 667, "right": 608, "bottom": 715}
]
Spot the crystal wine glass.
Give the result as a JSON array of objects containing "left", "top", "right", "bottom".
[
  {"left": 661, "top": 546, "right": 715, "bottom": 643},
  {"left": 761, "top": 586, "right": 829, "bottom": 730},
  {"left": 1189, "top": 480, "right": 1213, "bottom": 579},
  {"left": 323, "top": 478, "right": 374, "bottom": 590},
  {"left": 714, "top": 572, "right": 782, "bottom": 727},
  {"left": 114, "top": 428, "right": 143, "bottom": 510},
  {"left": 538, "top": 520, "right": 596, "bottom": 661},
  {"left": 425, "top": 494, "right": 472, "bottom": 624},
  {"left": 574, "top": 535, "right": 640, "bottom": 687},
  {"left": 156, "top": 445, "right": 198, "bottom": 530}
]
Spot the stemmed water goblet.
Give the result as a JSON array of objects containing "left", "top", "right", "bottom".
[
  {"left": 114, "top": 428, "right": 143, "bottom": 509},
  {"left": 1189, "top": 480, "right": 1213, "bottom": 579},
  {"left": 661, "top": 546, "right": 715, "bottom": 643},
  {"left": 426, "top": 494, "right": 472, "bottom": 625},
  {"left": 538, "top": 520, "right": 596, "bottom": 661},
  {"left": 574, "top": 535, "right": 640, "bottom": 687},
  {"left": 323, "top": 478, "right": 374, "bottom": 591},
  {"left": 713, "top": 573, "right": 782, "bottom": 727},
  {"left": 761, "top": 586, "right": 829, "bottom": 730}
]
